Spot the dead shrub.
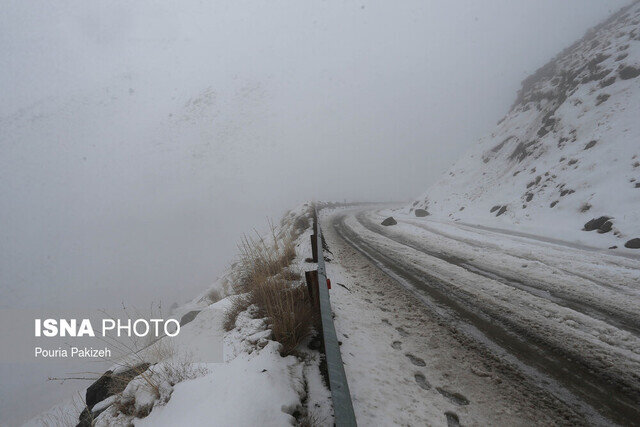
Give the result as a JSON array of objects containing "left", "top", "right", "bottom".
[
  {"left": 249, "top": 280, "right": 313, "bottom": 356},
  {"left": 223, "top": 222, "right": 313, "bottom": 355}
]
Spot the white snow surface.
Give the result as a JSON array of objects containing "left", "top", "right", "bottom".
[{"left": 405, "top": 2, "right": 640, "bottom": 251}]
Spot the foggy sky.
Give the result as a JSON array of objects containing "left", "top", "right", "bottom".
[
  {"left": 1, "top": 1, "right": 633, "bottom": 423},
  {"left": 1, "top": 0, "right": 630, "bottom": 309}
]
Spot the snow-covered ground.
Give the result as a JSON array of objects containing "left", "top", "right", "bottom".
[
  {"left": 404, "top": 1, "right": 640, "bottom": 251},
  {"left": 323, "top": 206, "right": 640, "bottom": 425},
  {"left": 26, "top": 203, "right": 333, "bottom": 426}
]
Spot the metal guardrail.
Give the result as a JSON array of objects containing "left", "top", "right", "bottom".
[{"left": 306, "top": 207, "right": 357, "bottom": 427}]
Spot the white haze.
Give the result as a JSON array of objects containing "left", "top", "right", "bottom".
[{"left": 0, "top": 1, "right": 631, "bottom": 424}]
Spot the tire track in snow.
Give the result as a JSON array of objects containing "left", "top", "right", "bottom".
[
  {"left": 332, "top": 211, "right": 640, "bottom": 426},
  {"left": 358, "top": 213, "right": 640, "bottom": 337}
]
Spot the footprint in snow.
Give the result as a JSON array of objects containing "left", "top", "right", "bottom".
[
  {"left": 436, "top": 387, "right": 469, "bottom": 406},
  {"left": 445, "top": 411, "right": 461, "bottom": 427},
  {"left": 414, "top": 373, "right": 431, "bottom": 390},
  {"left": 405, "top": 353, "right": 426, "bottom": 366},
  {"left": 396, "top": 327, "right": 409, "bottom": 337},
  {"left": 391, "top": 341, "right": 402, "bottom": 350}
]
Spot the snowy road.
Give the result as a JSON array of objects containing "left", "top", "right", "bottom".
[{"left": 322, "top": 207, "right": 640, "bottom": 426}]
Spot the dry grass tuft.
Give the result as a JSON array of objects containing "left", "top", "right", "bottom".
[
  {"left": 248, "top": 279, "right": 313, "bottom": 355},
  {"left": 223, "top": 222, "right": 313, "bottom": 355}
]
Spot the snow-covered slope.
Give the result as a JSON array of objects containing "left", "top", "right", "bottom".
[{"left": 407, "top": 2, "right": 640, "bottom": 251}]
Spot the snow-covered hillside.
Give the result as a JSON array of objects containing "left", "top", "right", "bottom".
[{"left": 407, "top": 2, "right": 640, "bottom": 251}]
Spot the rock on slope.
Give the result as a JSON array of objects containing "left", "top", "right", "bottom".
[{"left": 407, "top": 1, "right": 640, "bottom": 250}]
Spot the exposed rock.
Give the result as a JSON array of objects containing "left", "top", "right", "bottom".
[
  {"left": 496, "top": 206, "right": 507, "bottom": 216},
  {"left": 624, "top": 238, "right": 640, "bottom": 249},
  {"left": 414, "top": 209, "right": 429, "bottom": 217},
  {"left": 599, "top": 76, "right": 616, "bottom": 87},
  {"left": 595, "top": 93, "right": 610, "bottom": 105},
  {"left": 597, "top": 220, "right": 613, "bottom": 233},
  {"left": 85, "top": 364, "right": 151, "bottom": 409},
  {"left": 550, "top": 201, "right": 559, "bottom": 208},
  {"left": 583, "top": 216, "right": 612, "bottom": 231},
  {"left": 490, "top": 205, "right": 500, "bottom": 213},
  {"left": 86, "top": 371, "right": 114, "bottom": 409},
  {"left": 381, "top": 217, "right": 397, "bottom": 226},
  {"left": 619, "top": 65, "right": 640, "bottom": 80}
]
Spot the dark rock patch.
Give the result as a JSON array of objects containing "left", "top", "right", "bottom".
[
  {"left": 609, "top": 246, "right": 618, "bottom": 249},
  {"left": 597, "top": 220, "right": 613, "bottom": 233},
  {"left": 414, "top": 209, "right": 429, "bottom": 217},
  {"left": 568, "top": 159, "right": 578, "bottom": 165},
  {"left": 616, "top": 52, "right": 628, "bottom": 61},
  {"left": 509, "top": 141, "right": 538, "bottom": 162},
  {"left": 81, "top": 362, "right": 151, "bottom": 426},
  {"left": 595, "top": 94, "right": 610, "bottom": 106},
  {"left": 560, "top": 189, "right": 575, "bottom": 197},
  {"left": 599, "top": 76, "right": 616, "bottom": 87},
  {"left": 496, "top": 206, "right": 507, "bottom": 216},
  {"left": 550, "top": 201, "right": 559, "bottom": 208},
  {"left": 525, "top": 193, "right": 534, "bottom": 202},
  {"left": 619, "top": 66, "right": 640, "bottom": 80},
  {"left": 490, "top": 205, "right": 500, "bottom": 213},
  {"left": 86, "top": 371, "right": 114, "bottom": 409},
  {"left": 381, "top": 217, "right": 397, "bottom": 226},
  {"left": 391, "top": 341, "right": 402, "bottom": 350},
  {"left": 624, "top": 238, "right": 640, "bottom": 249},
  {"left": 580, "top": 203, "right": 592, "bottom": 212},
  {"left": 583, "top": 216, "right": 612, "bottom": 231},
  {"left": 635, "top": 183, "right": 640, "bottom": 188}
]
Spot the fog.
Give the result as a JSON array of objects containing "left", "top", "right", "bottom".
[{"left": 0, "top": 0, "right": 631, "bottom": 423}]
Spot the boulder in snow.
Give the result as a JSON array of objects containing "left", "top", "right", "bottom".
[
  {"left": 583, "top": 216, "right": 612, "bottom": 231},
  {"left": 414, "top": 209, "right": 429, "bottom": 217},
  {"left": 624, "top": 238, "right": 640, "bottom": 249},
  {"left": 381, "top": 217, "right": 397, "bottom": 226}
]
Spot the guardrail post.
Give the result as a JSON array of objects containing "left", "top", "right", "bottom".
[{"left": 311, "top": 234, "right": 318, "bottom": 262}]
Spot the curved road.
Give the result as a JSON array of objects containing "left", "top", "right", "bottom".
[{"left": 328, "top": 208, "right": 640, "bottom": 426}]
